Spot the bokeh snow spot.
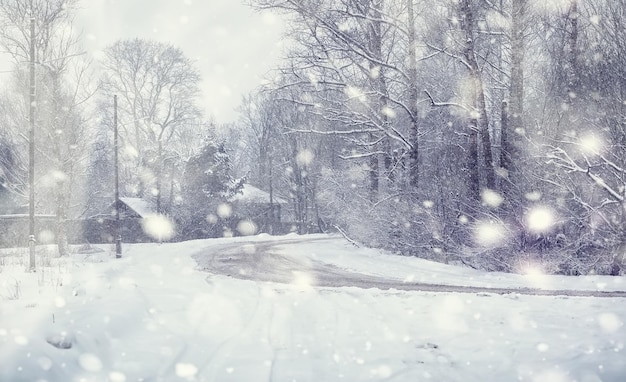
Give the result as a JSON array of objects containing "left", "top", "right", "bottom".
[
  {"left": 307, "top": 72, "right": 319, "bottom": 86},
  {"left": 526, "top": 207, "right": 556, "bottom": 233},
  {"left": 296, "top": 149, "right": 315, "bottom": 166},
  {"left": 579, "top": 134, "right": 604, "bottom": 155},
  {"left": 474, "top": 221, "right": 508, "bottom": 247},
  {"left": 381, "top": 106, "right": 396, "bottom": 118},
  {"left": 589, "top": 14, "right": 601, "bottom": 25},
  {"left": 78, "top": 353, "right": 103, "bottom": 372},
  {"left": 432, "top": 295, "right": 468, "bottom": 332},
  {"left": 481, "top": 188, "right": 504, "bottom": 208},
  {"left": 122, "top": 144, "right": 139, "bottom": 159},
  {"left": 51, "top": 169, "right": 68, "bottom": 184},
  {"left": 54, "top": 296, "right": 66, "bottom": 308},
  {"left": 371, "top": 365, "right": 393, "bottom": 378},
  {"left": 141, "top": 214, "right": 176, "bottom": 241},
  {"left": 521, "top": 265, "right": 551, "bottom": 288},
  {"left": 175, "top": 363, "right": 198, "bottom": 378},
  {"left": 370, "top": 65, "right": 380, "bottom": 79},
  {"left": 292, "top": 271, "right": 315, "bottom": 291},
  {"left": 344, "top": 85, "right": 367, "bottom": 102},
  {"left": 109, "top": 371, "right": 127, "bottom": 382},
  {"left": 486, "top": 9, "right": 510, "bottom": 30},
  {"left": 38, "top": 229, "right": 55, "bottom": 244},
  {"left": 37, "top": 357, "right": 53, "bottom": 371},
  {"left": 524, "top": 191, "right": 542, "bottom": 201},
  {"left": 598, "top": 313, "right": 623, "bottom": 333},
  {"left": 536, "top": 343, "right": 550, "bottom": 352},
  {"left": 237, "top": 220, "right": 258, "bottom": 236},
  {"left": 217, "top": 203, "right": 232, "bottom": 218}
]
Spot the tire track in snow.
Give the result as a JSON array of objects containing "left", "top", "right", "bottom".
[{"left": 193, "top": 238, "right": 626, "bottom": 298}]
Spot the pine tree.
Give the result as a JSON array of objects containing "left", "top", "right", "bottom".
[{"left": 178, "top": 139, "right": 244, "bottom": 239}]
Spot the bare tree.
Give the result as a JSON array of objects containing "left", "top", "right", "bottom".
[
  {"left": 0, "top": 0, "right": 95, "bottom": 256},
  {"left": 100, "top": 38, "right": 202, "bottom": 214},
  {"left": 251, "top": 0, "right": 421, "bottom": 196}
]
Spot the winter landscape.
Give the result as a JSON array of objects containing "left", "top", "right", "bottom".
[
  {"left": 1, "top": 235, "right": 625, "bottom": 381},
  {"left": 2, "top": 0, "right": 626, "bottom": 381}
]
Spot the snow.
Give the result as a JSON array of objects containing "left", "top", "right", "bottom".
[
  {"left": 473, "top": 220, "right": 509, "bottom": 248},
  {"left": 578, "top": 134, "right": 604, "bottom": 155},
  {"left": 481, "top": 189, "right": 504, "bottom": 209},
  {"left": 1, "top": 235, "right": 625, "bottom": 381},
  {"left": 141, "top": 214, "right": 176, "bottom": 241},
  {"left": 525, "top": 206, "right": 556, "bottom": 233},
  {"left": 119, "top": 197, "right": 155, "bottom": 218},
  {"left": 230, "top": 184, "right": 287, "bottom": 205}
]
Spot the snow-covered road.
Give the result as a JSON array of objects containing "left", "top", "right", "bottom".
[
  {"left": 194, "top": 235, "right": 626, "bottom": 297},
  {"left": 1, "top": 234, "right": 625, "bottom": 381}
]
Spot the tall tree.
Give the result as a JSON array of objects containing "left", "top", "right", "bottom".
[
  {"left": 458, "top": 0, "right": 495, "bottom": 194},
  {"left": 0, "top": 0, "right": 94, "bottom": 256},
  {"left": 100, "top": 38, "right": 202, "bottom": 214},
  {"left": 501, "top": 0, "right": 527, "bottom": 192}
]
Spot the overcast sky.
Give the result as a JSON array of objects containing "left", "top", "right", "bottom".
[{"left": 75, "top": 0, "right": 285, "bottom": 123}]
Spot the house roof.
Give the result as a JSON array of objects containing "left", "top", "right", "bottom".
[
  {"left": 230, "top": 184, "right": 288, "bottom": 205},
  {"left": 119, "top": 197, "right": 155, "bottom": 218}
]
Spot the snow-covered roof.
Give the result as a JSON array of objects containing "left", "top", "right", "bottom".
[
  {"left": 230, "top": 184, "right": 288, "bottom": 205},
  {"left": 119, "top": 197, "right": 155, "bottom": 218}
]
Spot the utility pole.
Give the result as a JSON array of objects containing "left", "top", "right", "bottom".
[
  {"left": 114, "top": 95, "right": 122, "bottom": 258},
  {"left": 28, "top": 14, "right": 36, "bottom": 272}
]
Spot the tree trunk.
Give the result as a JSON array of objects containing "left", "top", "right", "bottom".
[
  {"left": 56, "top": 192, "right": 69, "bottom": 257},
  {"left": 52, "top": 70, "right": 70, "bottom": 257},
  {"left": 566, "top": 0, "right": 579, "bottom": 97},
  {"left": 460, "top": 0, "right": 495, "bottom": 192},
  {"left": 468, "top": 121, "right": 480, "bottom": 202},
  {"left": 503, "top": 0, "right": 526, "bottom": 190},
  {"left": 369, "top": 138, "right": 379, "bottom": 199},
  {"left": 367, "top": 0, "right": 387, "bottom": 197},
  {"left": 156, "top": 140, "right": 162, "bottom": 214},
  {"left": 407, "top": 0, "right": 420, "bottom": 191}
]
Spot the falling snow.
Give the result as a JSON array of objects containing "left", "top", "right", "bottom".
[
  {"left": 141, "top": 214, "right": 176, "bottom": 241},
  {"left": 481, "top": 188, "right": 504, "bottom": 209},
  {"left": 1, "top": 235, "right": 624, "bottom": 381},
  {"left": 526, "top": 207, "right": 556, "bottom": 234},
  {"left": 474, "top": 220, "right": 508, "bottom": 247}
]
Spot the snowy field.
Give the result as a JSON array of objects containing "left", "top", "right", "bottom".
[{"left": 1, "top": 234, "right": 625, "bottom": 381}]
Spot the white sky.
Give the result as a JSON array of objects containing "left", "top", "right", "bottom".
[{"left": 74, "top": 0, "right": 285, "bottom": 123}]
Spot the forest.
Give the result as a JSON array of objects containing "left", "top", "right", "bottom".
[{"left": 0, "top": 0, "right": 625, "bottom": 275}]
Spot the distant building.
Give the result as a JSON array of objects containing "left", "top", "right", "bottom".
[
  {"left": 115, "top": 197, "right": 156, "bottom": 219},
  {"left": 0, "top": 213, "right": 56, "bottom": 248},
  {"left": 79, "top": 197, "right": 158, "bottom": 244},
  {"left": 230, "top": 184, "right": 289, "bottom": 235}
]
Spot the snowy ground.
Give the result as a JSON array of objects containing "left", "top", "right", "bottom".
[{"left": 1, "top": 234, "right": 625, "bottom": 381}]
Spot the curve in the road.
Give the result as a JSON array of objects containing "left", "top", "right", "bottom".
[{"left": 192, "top": 238, "right": 626, "bottom": 298}]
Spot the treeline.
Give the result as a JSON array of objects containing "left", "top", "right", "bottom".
[
  {"left": 0, "top": 1, "right": 241, "bottom": 253},
  {"left": 230, "top": 0, "right": 626, "bottom": 275}
]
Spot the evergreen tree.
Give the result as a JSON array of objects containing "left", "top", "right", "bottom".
[{"left": 178, "top": 139, "right": 244, "bottom": 239}]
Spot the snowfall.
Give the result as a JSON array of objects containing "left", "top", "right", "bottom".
[{"left": 1, "top": 233, "right": 625, "bottom": 382}]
